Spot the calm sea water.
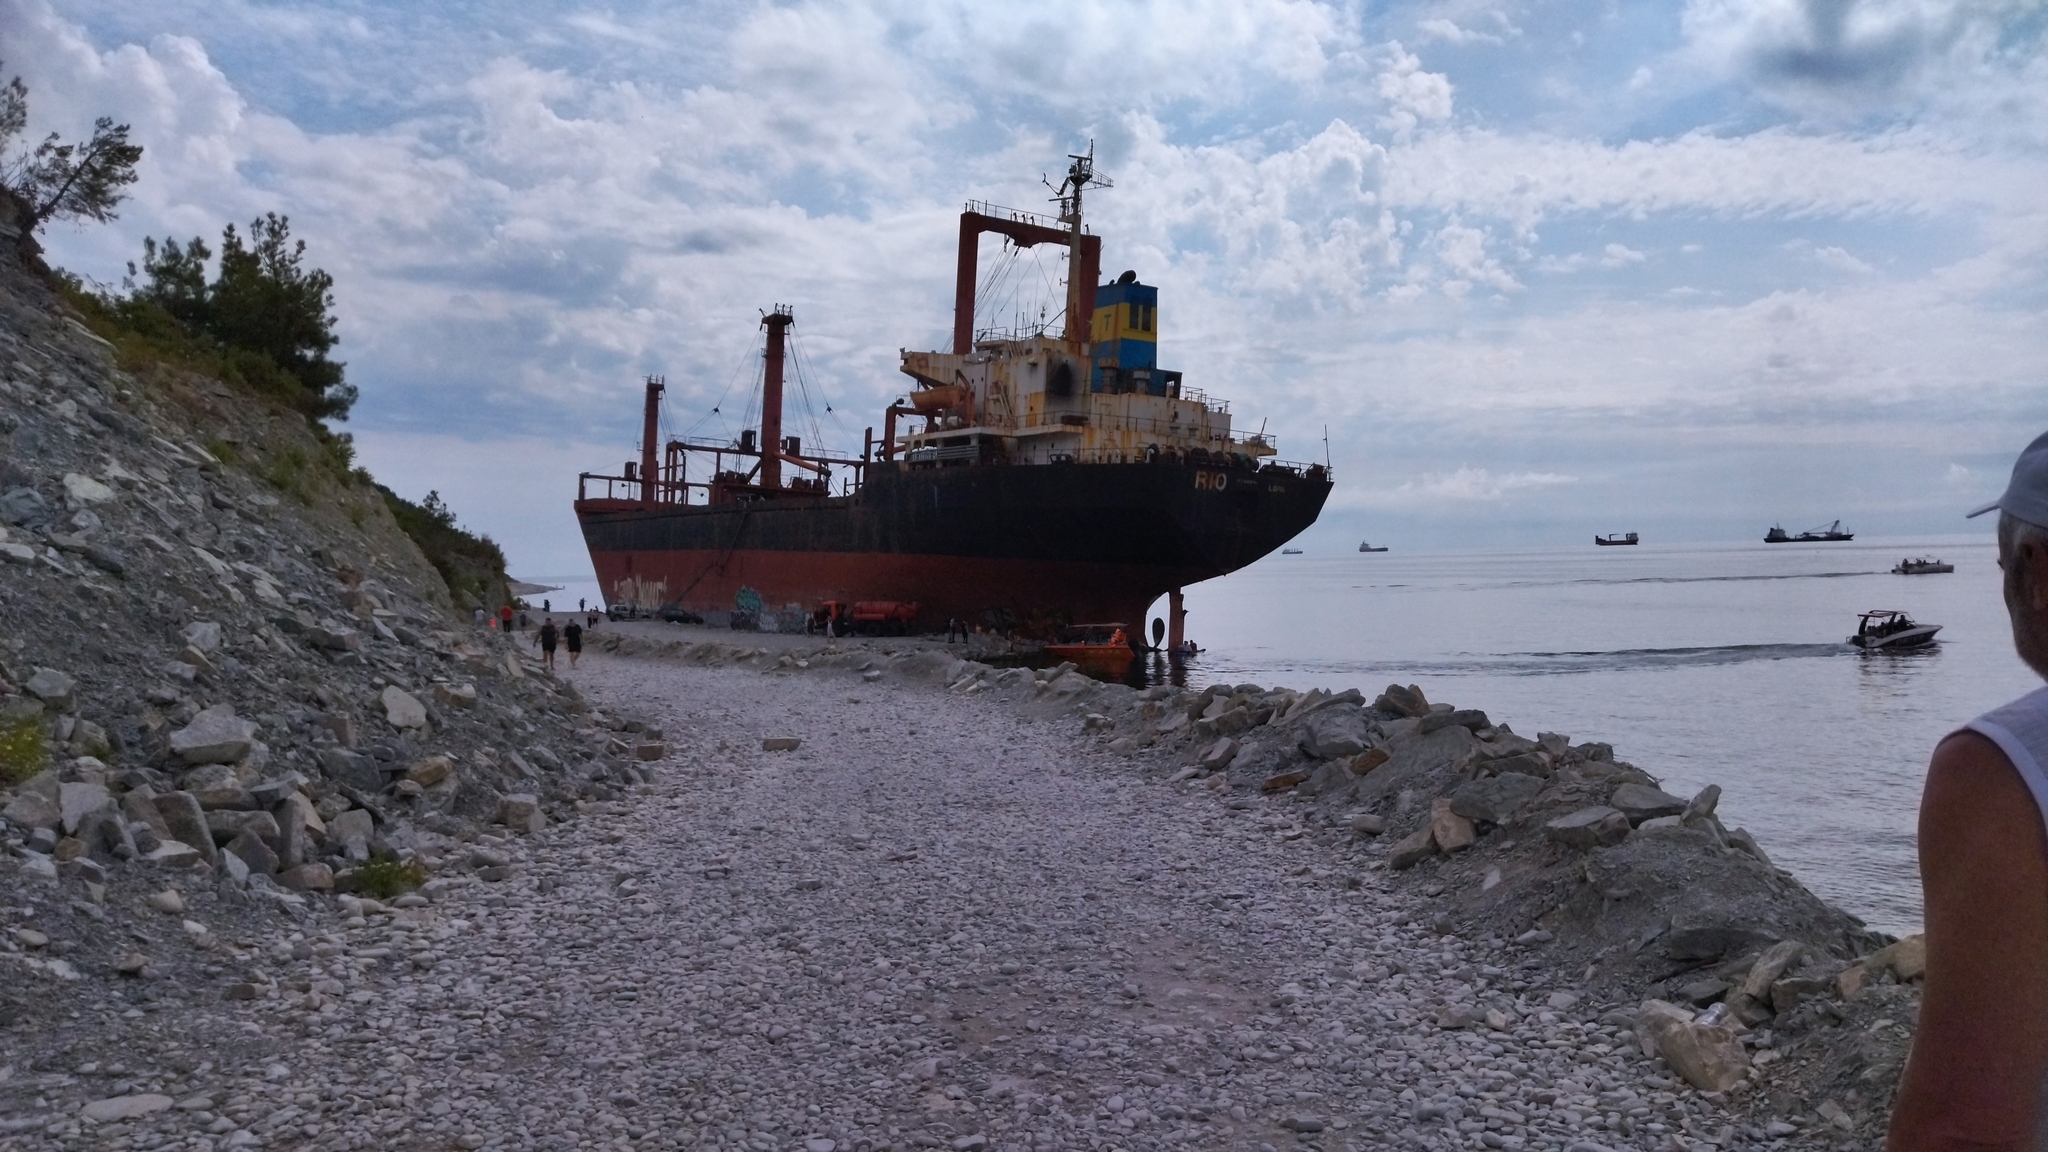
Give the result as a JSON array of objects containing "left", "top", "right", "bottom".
[
  {"left": 1149, "top": 535, "right": 2039, "bottom": 937},
  {"left": 532, "top": 535, "right": 2036, "bottom": 936}
]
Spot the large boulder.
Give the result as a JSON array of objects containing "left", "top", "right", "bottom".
[
  {"left": 1352, "top": 723, "right": 1479, "bottom": 802},
  {"left": 1298, "top": 707, "right": 1374, "bottom": 760},
  {"left": 1449, "top": 772, "right": 1544, "bottom": 825},
  {"left": 24, "top": 668, "right": 75, "bottom": 711},
  {"left": 205, "top": 809, "right": 280, "bottom": 848},
  {"left": 1544, "top": 806, "right": 1630, "bottom": 848},
  {"left": 180, "top": 763, "right": 253, "bottom": 810},
  {"left": 169, "top": 705, "right": 258, "bottom": 765},
  {"left": 1633, "top": 1000, "right": 1749, "bottom": 1093},
  {"left": 1610, "top": 782, "right": 1687, "bottom": 823},
  {"left": 150, "top": 791, "right": 216, "bottom": 863},
  {"left": 325, "top": 808, "right": 374, "bottom": 861},
  {"left": 1, "top": 771, "right": 61, "bottom": 831},
  {"left": 1375, "top": 683, "right": 1430, "bottom": 718},
  {"left": 381, "top": 686, "right": 428, "bottom": 729},
  {"left": 1428, "top": 797, "right": 1476, "bottom": 852},
  {"left": 317, "top": 747, "right": 384, "bottom": 793},
  {"left": 57, "top": 781, "right": 110, "bottom": 835}
]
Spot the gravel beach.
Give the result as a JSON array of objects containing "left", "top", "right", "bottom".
[{"left": 6, "top": 645, "right": 1871, "bottom": 1152}]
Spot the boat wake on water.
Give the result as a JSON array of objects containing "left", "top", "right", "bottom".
[{"left": 1218, "top": 642, "right": 1852, "bottom": 681}]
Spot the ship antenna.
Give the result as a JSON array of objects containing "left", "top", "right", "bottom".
[{"left": 1045, "top": 141, "right": 1111, "bottom": 346}]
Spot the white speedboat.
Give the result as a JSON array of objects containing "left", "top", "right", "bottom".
[{"left": 1850, "top": 610, "right": 1941, "bottom": 650}]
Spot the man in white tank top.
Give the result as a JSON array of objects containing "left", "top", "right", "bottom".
[{"left": 1890, "top": 430, "right": 2048, "bottom": 1150}]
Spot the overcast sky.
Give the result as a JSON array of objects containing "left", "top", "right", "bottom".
[{"left": 13, "top": 0, "right": 2047, "bottom": 575}]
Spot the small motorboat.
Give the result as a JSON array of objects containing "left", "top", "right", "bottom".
[
  {"left": 1595, "top": 532, "right": 1639, "bottom": 546},
  {"left": 1281, "top": 548, "right": 1303, "bottom": 555},
  {"left": 1892, "top": 557, "right": 1954, "bottom": 575},
  {"left": 1044, "top": 623, "right": 1137, "bottom": 674},
  {"left": 1358, "top": 542, "right": 1388, "bottom": 552},
  {"left": 1766, "top": 520, "right": 1854, "bottom": 543},
  {"left": 1850, "top": 610, "right": 1942, "bottom": 650}
]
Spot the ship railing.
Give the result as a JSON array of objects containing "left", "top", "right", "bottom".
[
  {"left": 1009, "top": 411, "right": 1236, "bottom": 440},
  {"left": 1017, "top": 447, "right": 1326, "bottom": 474},
  {"left": 963, "top": 200, "right": 1078, "bottom": 233}
]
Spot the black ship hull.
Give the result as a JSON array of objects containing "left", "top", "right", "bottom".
[{"left": 578, "top": 459, "right": 1330, "bottom": 628}]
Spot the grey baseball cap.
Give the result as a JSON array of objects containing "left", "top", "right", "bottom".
[{"left": 1968, "top": 430, "right": 2048, "bottom": 523}]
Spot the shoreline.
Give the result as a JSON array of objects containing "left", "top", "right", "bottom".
[{"left": 582, "top": 627, "right": 1927, "bottom": 1144}]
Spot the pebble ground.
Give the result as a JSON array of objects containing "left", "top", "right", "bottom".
[{"left": 9, "top": 654, "right": 1778, "bottom": 1152}]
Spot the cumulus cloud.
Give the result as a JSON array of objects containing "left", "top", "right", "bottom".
[
  {"left": 1375, "top": 43, "right": 1456, "bottom": 138},
  {"left": 13, "top": 0, "right": 2048, "bottom": 564}
]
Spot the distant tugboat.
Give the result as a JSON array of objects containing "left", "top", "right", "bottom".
[
  {"left": 1358, "top": 542, "right": 1388, "bottom": 553},
  {"left": 1595, "top": 532, "right": 1639, "bottom": 546},
  {"left": 1892, "top": 557, "right": 1954, "bottom": 575},
  {"left": 1765, "top": 520, "right": 1854, "bottom": 543},
  {"left": 1850, "top": 610, "right": 1941, "bottom": 649}
]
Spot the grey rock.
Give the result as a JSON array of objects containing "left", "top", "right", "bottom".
[
  {"left": 325, "top": 808, "right": 374, "bottom": 861},
  {"left": 169, "top": 704, "right": 258, "bottom": 765},
  {"left": 1, "top": 772, "right": 61, "bottom": 830},
  {"left": 497, "top": 794, "right": 545, "bottom": 835},
  {"left": 1195, "top": 736, "right": 1237, "bottom": 771},
  {"left": 1350, "top": 812, "right": 1385, "bottom": 835},
  {"left": 151, "top": 791, "right": 216, "bottom": 863},
  {"left": 81, "top": 1094, "right": 174, "bottom": 1122},
  {"left": 1610, "top": 782, "right": 1687, "bottom": 823},
  {"left": 317, "top": 747, "right": 383, "bottom": 792},
  {"left": 206, "top": 809, "right": 280, "bottom": 848},
  {"left": 1419, "top": 707, "right": 1489, "bottom": 734},
  {"left": 1666, "top": 919, "right": 1778, "bottom": 962},
  {"left": 25, "top": 667, "right": 75, "bottom": 710},
  {"left": 1545, "top": 806, "right": 1631, "bottom": 848},
  {"left": 181, "top": 621, "right": 223, "bottom": 653},
  {"left": 1481, "top": 751, "right": 1550, "bottom": 778},
  {"left": 0, "top": 485, "right": 46, "bottom": 525},
  {"left": 1375, "top": 682, "right": 1430, "bottom": 718},
  {"left": 381, "top": 686, "right": 428, "bottom": 729},
  {"left": 57, "top": 780, "right": 109, "bottom": 835},
  {"left": 1298, "top": 706, "right": 1373, "bottom": 759},
  {"left": 180, "top": 763, "right": 253, "bottom": 810},
  {"left": 225, "top": 829, "right": 279, "bottom": 875},
  {"left": 1448, "top": 772, "right": 1544, "bottom": 825}
]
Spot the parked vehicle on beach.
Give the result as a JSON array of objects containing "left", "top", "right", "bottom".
[
  {"left": 1595, "top": 532, "right": 1639, "bottom": 546},
  {"left": 1850, "top": 610, "right": 1941, "bottom": 650},
  {"left": 1892, "top": 557, "right": 1954, "bottom": 575},
  {"left": 1766, "top": 520, "right": 1854, "bottom": 543}
]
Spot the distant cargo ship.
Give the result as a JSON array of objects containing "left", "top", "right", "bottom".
[
  {"left": 1595, "top": 532, "right": 1639, "bottom": 546},
  {"left": 574, "top": 150, "right": 1332, "bottom": 643},
  {"left": 1766, "top": 521, "right": 1854, "bottom": 543}
]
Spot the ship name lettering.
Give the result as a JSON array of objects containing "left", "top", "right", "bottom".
[{"left": 1194, "top": 471, "right": 1228, "bottom": 491}]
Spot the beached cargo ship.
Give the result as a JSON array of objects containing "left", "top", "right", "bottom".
[{"left": 574, "top": 152, "right": 1331, "bottom": 640}]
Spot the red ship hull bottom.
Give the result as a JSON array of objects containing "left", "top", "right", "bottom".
[{"left": 589, "top": 548, "right": 1211, "bottom": 632}]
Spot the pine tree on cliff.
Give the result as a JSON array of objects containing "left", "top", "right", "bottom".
[
  {"left": 0, "top": 64, "right": 143, "bottom": 238},
  {"left": 129, "top": 215, "right": 357, "bottom": 421}
]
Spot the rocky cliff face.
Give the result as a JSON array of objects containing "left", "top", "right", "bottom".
[{"left": 0, "top": 228, "right": 648, "bottom": 1058}]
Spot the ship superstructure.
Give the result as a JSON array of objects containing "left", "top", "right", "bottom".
[{"left": 574, "top": 150, "right": 1330, "bottom": 642}]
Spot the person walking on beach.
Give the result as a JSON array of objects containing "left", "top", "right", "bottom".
[
  {"left": 498, "top": 604, "right": 514, "bottom": 635},
  {"left": 1888, "top": 430, "right": 2048, "bottom": 1150},
  {"left": 473, "top": 606, "right": 487, "bottom": 629},
  {"left": 534, "top": 617, "right": 559, "bottom": 671},
  {"left": 563, "top": 618, "right": 583, "bottom": 669}
]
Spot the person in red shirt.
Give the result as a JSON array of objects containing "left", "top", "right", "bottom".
[{"left": 498, "top": 604, "right": 514, "bottom": 634}]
